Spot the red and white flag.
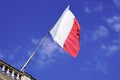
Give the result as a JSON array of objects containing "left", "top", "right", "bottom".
[{"left": 50, "top": 6, "right": 80, "bottom": 58}]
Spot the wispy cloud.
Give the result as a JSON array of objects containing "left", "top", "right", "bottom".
[
  {"left": 101, "top": 15, "right": 120, "bottom": 56},
  {"left": 106, "top": 15, "right": 120, "bottom": 32},
  {"left": 92, "top": 25, "right": 109, "bottom": 40},
  {"left": 101, "top": 44, "right": 120, "bottom": 56},
  {"left": 81, "top": 56, "right": 108, "bottom": 74},
  {"left": 83, "top": 15, "right": 120, "bottom": 74},
  {"left": 84, "top": 7, "right": 91, "bottom": 13},
  {"left": 94, "top": 57, "right": 108, "bottom": 74},
  {"left": 0, "top": 35, "right": 68, "bottom": 71},
  {"left": 106, "top": 16, "right": 119, "bottom": 24},
  {"left": 84, "top": 2, "right": 103, "bottom": 13},
  {"left": 0, "top": 46, "right": 28, "bottom": 69},
  {"left": 94, "top": 3, "right": 103, "bottom": 12},
  {"left": 113, "top": 0, "right": 120, "bottom": 8},
  {"left": 90, "top": 15, "right": 120, "bottom": 74},
  {"left": 113, "top": 23, "right": 120, "bottom": 32},
  {"left": 31, "top": 37, "right": 66, "bottom": 68},
  {"left": 31, "top": 38, "right": 40, "bottom": 45}
]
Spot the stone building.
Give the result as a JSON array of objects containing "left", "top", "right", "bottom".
[{"left": 0, "top": 59, "right": 35, "bottom": 80}]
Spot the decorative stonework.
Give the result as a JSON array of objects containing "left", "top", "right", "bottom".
[{"left": 0, "top": 59, "right": 35, "bottom": 80}]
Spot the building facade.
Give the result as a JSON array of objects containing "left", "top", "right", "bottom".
[{"left": 0, "top": 59, "right": 35, "bottom": 80}]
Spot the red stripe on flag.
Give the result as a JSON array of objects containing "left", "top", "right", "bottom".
[{"left": 63, "top": 18, "right": 80, "bottom": 58}]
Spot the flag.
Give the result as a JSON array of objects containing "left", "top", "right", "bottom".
[{"left": 50, "top": 6, "right": 80, "bottom": 58}]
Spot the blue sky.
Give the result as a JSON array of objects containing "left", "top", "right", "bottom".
[{"left": 0, "top": 0, "right": 120, "bottom": 80}]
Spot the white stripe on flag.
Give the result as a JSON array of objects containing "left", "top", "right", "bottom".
[{"left": 50, "top": 7, "right": 75, "bottom": 48}]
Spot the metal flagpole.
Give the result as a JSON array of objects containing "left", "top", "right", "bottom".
[
  {"left": 21, "top": 32, "right": 49, "bottom": 72},
  {"left": 20, "top": 5, "right": 70, "bottom": 72}
]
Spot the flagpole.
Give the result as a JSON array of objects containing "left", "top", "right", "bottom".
[
  {"left": 21, "top": 32, "right": 49, "bottom": 72},
  {"left": 20, "top": 5, "right": 70, "bottom": 72}
]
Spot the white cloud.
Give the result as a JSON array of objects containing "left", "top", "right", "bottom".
[
  {"left": 41, "top": 38, "right": 59, "bottom": 55},
  {"left": 30, "top": 37, "right": 66, "bottom": 68},
  {"left": 92, "top": 25, "right": 109, "bottom": 40},
  {"left": 106, "top": 16, "right": 120, "bottom": 24},
  {"left": 94, "top": 3, "right": 103, "bottom": 12},
  {"left": 4, "top": 46, "right": 28, "bottom": 68},
  {"left": 102, "top": 15, "right": 120, "bottom": 56},
  {"left": 84, "top": 2, "right": 103, "bottom": 13},
  {"left": 31, "top": 38, "right": 40, "bottom": 45},
  {"left": 94, "top": 60, "right": 107, "bottom": 74},
  {"left": 109, "top": 16, "right": 120, "bottom": 23},
  {"left": 31, "top": 37, "right": 64, "bottom": 56},
  {"left": 113, "top": 0, "right": 120, "bottom": 8},
  {"left": 0, "top": 36, "right": 67, "bottom": 71},
  {"left": 108, "top": 45, "right": 119, "bottom": 52},
  {"left": 84, "top": 7, "right": 91, "bottom": 13},
  {"left": 106, "top": 15, "right": 120, "bottom": 32},
  {"left": 81, "top": 57, "right": 108, "bottom": 74},
  {"left": 103, "top": 15, "right": 120, "bottom": 56},
  {"left": 113, "top": 23, "right": 120, "bottom": 32},
  {"left": 101, "top": 44, "right": 120, "bottom": 56}
]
